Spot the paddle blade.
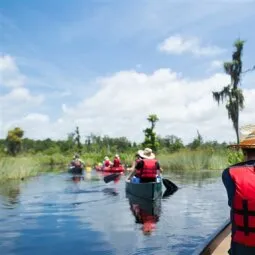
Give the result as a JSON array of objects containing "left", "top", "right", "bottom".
[
  {"left": 103, "top": 173, "right": 121, "bottom": 183},
  {"left": 162, "top": 178, "right": 178, "bottom": 192}
]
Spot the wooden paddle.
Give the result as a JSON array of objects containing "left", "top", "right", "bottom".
[{"left": 103, "top": 173, "right": 121, "bottom": 183}]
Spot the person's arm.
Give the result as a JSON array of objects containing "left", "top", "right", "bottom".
[
  {"left": 156, "top": 161, "right": 163, "bottom": 173},
  {"left": 222, "top": 168, "right": 235, "bottom": 207},
  {"left": 128, "top": 161, "right": 143, "bottom": 178}
]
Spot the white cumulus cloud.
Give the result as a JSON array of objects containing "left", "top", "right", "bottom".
[
  {"left": 158, "top": 35, "right": 225, "bottom": 57},
  {"left": 0, "top": 55, "right": 26, "bottom": 87},
  {"left": 1, "top": 55, "right": 254, "bottom": 144},
  {"left": 0, "top": 55, "right": 45, "bottom": 138},
  {"left": 2, "top": 68, "right": 254, "bottom": 144}
]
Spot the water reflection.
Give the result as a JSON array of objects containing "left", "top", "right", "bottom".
[
  {"left": 71, "top": 176, "right": 84, "bottom": 183},
  {"left": 0, "top": 169, "right": 228, "bottom": 255},
  {"left": 0, "top": 180, "right": 21, "bottom": 207},
  {"left": 164, "top": 170, "right": 222, "bottom": 187},
  {"left": 127, "top": 194, "right": 161, "bottom": 235}
]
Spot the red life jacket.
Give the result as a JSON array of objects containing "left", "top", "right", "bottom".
[
  {"left": 136, "top": 159, "right": 158, "bottom": 179},
  {"left": 229, "top": 165, "right": 255, "bottom": 247},
  {"left": 104, "top": 160, "right": 110, "bottom": 167},
  {"left": 113, "top": 158, "right": 120, "bottom": 167}
]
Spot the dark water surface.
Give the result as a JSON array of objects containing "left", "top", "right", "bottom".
[{"left": 0, "top": 170, "right": 229, "bottom": 255}]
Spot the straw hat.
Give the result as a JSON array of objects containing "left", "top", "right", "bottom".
[
  {"left": 104, "top": 156, "right": 109, "bottom": 160},
  {"left": 137, "top": 148, "right": 155, "bottom": 159},
  {"left": 230, "top": 125, "right": 255, "bottom": 150},
  {"left": 115, "top": 154, "right": 119, "bottom": 158}
]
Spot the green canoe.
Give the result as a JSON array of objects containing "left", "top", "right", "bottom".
[{"left": 125, "top": 176, "right": 162, "bottom": 200}]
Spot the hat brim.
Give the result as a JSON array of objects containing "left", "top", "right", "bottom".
[{"left": 137, "top": 150, "right": 155, "bottom": 159}]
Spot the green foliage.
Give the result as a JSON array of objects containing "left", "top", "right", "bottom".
[
  {"left": 6, "top": 127, "right": 24, "bottom": 156},
  {"left": 227, "top": 149, "right": 244, "bottom": 165},
  {"left": 158, "top": 149, "right": 229, "bottom": 172},
  {"left": 187, "top": 130, "right": 203, "bottom": 150},
  {"left": 74, "top": 126, "right": 82, "bottom": 154},
  {"left": 0, "top": 156, "right": 41, "bottom": 182},
  {"left": 158, "top": 135, "right": 184, "bottom": 153},
  {"left": 142, "top": 114, "right": 160, "bottom": 151}
]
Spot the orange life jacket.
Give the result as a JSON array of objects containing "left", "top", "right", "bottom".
[
  {"left": 113, "top": 158, "right": 120, "bottom": 167},
  {"left": 229, "top": 165, "right": 255, "bottom": 247},
  {"left": 136, "top": 159, "right": 158, "bottom": 179}
]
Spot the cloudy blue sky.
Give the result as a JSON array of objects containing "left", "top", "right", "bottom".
[{"left": 1, "top": 0, "right": 255, "bottom": 144}]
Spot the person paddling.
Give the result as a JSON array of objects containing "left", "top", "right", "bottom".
[
  {"left": 222, "top": 126, "right": 255, "bottom": 254},
  {"left": 70, "top": 154, "right": 84, "bottom": 168},
  {"left": 112, "top": 154, "right": 121, "bottom": 167},
  {"left": 131, "top": 148, "right": 161, "bottom": 183},
  {"left": 102, "top": 156, "right": 112, "bottom": 168}
]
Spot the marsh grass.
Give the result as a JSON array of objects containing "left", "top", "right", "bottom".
[
  {"left": 0, "top": 149, "right": 232, "bottom": 182},
  {"left": 158, "top": 149, "right": 229, "bottom": 172},
  {"left": 0, "top": 157, "right": 42, "bottom": 182}
]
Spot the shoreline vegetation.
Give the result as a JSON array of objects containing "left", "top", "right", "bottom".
[
  {"left": 0, "top": 110, "right": 244, "bottom": 182},
  {"left": 0, "top": 148, "right": 243, "bottom": 182}
]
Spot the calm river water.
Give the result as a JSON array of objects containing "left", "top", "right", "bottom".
[{"left": 0, "top": 170, "right": 229, "bottom": 255}]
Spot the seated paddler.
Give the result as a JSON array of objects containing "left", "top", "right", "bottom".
[
  {"left": 133, "top": 148, "right": 161, "bottom": 183},
  {"left": 103, "top": 156, "right": 112, "bottom": 167},
  {"left": 70, "top": 153, "right": 84, "bottom": 168},
  {"left": 112, "top": 154, "right": 121, "bottom": 167}
]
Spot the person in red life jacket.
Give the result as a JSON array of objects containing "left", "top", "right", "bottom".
[
  {"left": 222, "top": 126, "right": 255, "bottom": 255},
  {"left": 102, "top": 156, "right": 112, "bottom": 168},
  {"left": 112, "top": 154, "right": 121, "bottom": 167},
  {"left": 134, "top": 148, "right": 161, "bottom": 183}
]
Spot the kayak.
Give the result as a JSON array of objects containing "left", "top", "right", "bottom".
[
  {"left": 95, "top": 165, "right": 125, "bottom": 173},
  {"left": 68, "top": 166, "right": 83, "bottom": 175},
  {"left": 125, "top": 175, "right": 162, "bottom": 200},
  {"left": 193, "top": 220, "right": 231, "bottom": 255}
]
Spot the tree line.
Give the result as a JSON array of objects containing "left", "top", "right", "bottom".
[{"left": 1, "top": 121, "right": 227, "bottom": 156}]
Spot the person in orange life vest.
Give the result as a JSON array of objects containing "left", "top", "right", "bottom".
[
  {"left": 222, "top": 127, "right": 255, "bottom": 255},
  {"left": 103, "top": 156, "right": 112, "bottom": 167},
  {"left": 134, "top": 148, "right": 161, "bottom": 183},
  {"left": 112, "top": 154, "right": 121, "bottom": 167}
]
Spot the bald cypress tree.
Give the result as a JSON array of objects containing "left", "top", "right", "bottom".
[{"left": 212, "top": 39, "right": 245, "bottom": 144}]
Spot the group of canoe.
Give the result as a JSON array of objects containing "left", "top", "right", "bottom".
[
  {"left": 68, "top": 154, "right": 126, "bottom": 174},
  {"left": 68, "top": 152, "right": 164, "bottom": 201},
  {"left": 68, "top": 152, "right": 232, "bottom": 254}
]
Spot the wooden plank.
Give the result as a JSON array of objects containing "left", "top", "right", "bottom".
[{"left": 212, "top": 234, "right": 231, "bottom": 255}]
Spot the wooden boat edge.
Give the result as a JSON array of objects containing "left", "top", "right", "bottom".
[{"left": 192, "top": 219, "right": 231, "bottom": 255}]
